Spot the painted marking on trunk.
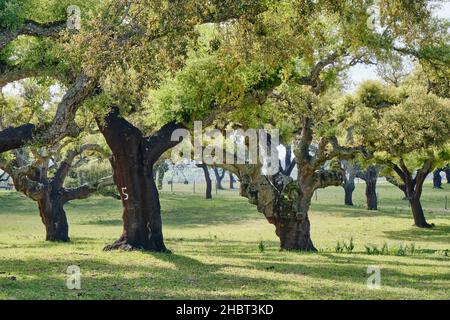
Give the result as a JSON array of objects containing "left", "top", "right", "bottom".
[{"left": 121, "top": 187, "right": 129, "bottom": 201}]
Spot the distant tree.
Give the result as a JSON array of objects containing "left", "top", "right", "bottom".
[
  {"left": 196, "top": 163, "right": 212, "bottom": 199},
  {"left": 350, "top": 79, "right": 450, "bottom": 228},
  {"left": 229, "top": 172, "right": 236, "bottom": 189},
  {"left": 341, "top": 160, "right": 356, "bottom": 206},
  {"left": 213, "top": 167, "right": 225, "bottom": 190},
  {"left": 433, "top": 169, "right": 443, "bottom": 189}
]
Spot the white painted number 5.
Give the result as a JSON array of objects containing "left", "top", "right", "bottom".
[{"left": 121, "top": 187, "right": 129, "bottom": 201}]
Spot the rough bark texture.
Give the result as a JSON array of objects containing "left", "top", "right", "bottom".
[
  {"left": 0, "top": 124, "right": 35, "bottom": 153},
  {"left": 97, "top": 107, "right": 184, "bottom": 252},
  {"left": 219, "top": 161, "right": 343, "bottom": 251},
  {"left": 3, "top": 149, "right": 110, "bottom": 242},
  {"left": 343, "top": 172, "right": 355, "bottom": 206},
  {"left": 197, "top": 163, "right": 212, "bottom": 199},
  {"left": 364, "top": 166, "right": 378, "bottom": 210},
  {"left": 38, "top": 191, "right": 69, "bottom": 242}
]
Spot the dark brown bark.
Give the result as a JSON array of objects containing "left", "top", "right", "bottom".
[
  {"left": 271, "top": 217, "right": 315, "bottom": 251},
  {"left": 394, "top": 161, "right": 434, "bottom": 228},
  {"left": 343, "top": 179, "right": 355, "bottom": 206},
  {"left": 365, "top": 166, "right": 378, "bottom": 210},
  {"left": 38, "top": 191, "right": 69, "bottom": 242},
  {"left": 197, "top": 164, "right": 212, "bottom": 199},
  {"left": 433, "top": 170, "right": 442, "bottom": 189},
  {"left": 409, "top": 195, "right": 433, "bottom": 228},
  {"left": 0, "top": 124, "right": 35, "bottom": 153},
  {"left": 97, "top": 107, "right": 184, "bottom": 252},
  {"left": 229, "top": 172, "right": 235, "bottom": 189}
]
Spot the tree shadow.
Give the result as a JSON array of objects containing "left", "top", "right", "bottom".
[{"left": 383, "top": 225, "right": 450, "bottom": 244}]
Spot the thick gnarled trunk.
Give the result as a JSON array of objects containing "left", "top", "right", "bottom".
[
  {"left": 38, "top": 193, "right": 69, "bottom": 242},
  {"left": 271, "top": 216, "right": 315, "bottom": 251},
  {"left": 98, "top": 107, "right": 183, "bottom": 252}
]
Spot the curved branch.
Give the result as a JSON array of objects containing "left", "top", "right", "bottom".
[
  {"left": 62, "top": 175, "right": 114, "bottom": 202},
  {"left": 0, "top": 124, "right": 35, "bottom": 153},
  {"left": 0, "top": 20, "right": 66, "bottom": 51},
  {"left": 52, "top": 144, "right": 104, "bottom": 189}
]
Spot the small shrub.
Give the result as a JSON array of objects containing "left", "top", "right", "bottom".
[
  {"left": 408, "top": 243, "right": 416, "bottom": 255},
  {"left": 395, "top": 244, "right": 406, "bottom": 256},
  {"left": 258, "top": 240, "right": 265, "bottom": 253},
  {"left": 365, "top": 244, "right": 380, "bottom": 255},
  {"left": 381, "top": 242, "right": 389, "bottom": 255},
  {"left": 344, "top": 237, "right": 354, "bottom": 253},
  {"left": 335, "top": 241, "right": 344, "bottom": 253}
]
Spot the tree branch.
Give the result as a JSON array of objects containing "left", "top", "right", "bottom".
[
  {"left": 52, "top": 144, "right": 104, "bottom": 190},
  {"left": 62, "top": 175, "right": 114, "bottom": 203},
  {"left": 0, "top": 20, "right": 66, "bottom": 51}
]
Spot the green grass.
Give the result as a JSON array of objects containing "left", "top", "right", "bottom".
[{"left": 0, "top": 181, "right": 449, "bottom": 300}]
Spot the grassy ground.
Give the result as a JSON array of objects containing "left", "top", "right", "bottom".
[{"left": 0, "top": 181, "right": 449, "bottom": 300}]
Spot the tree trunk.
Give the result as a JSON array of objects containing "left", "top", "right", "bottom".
[
  {"left": 433, "top": 170, "right": 442, "bottom": 189},
  {"left": 365, "top": 166, "right": 378, "bottom": 210},
  {"left": 271, "top": 216, "right": 316, "bottom": 251},
  {"left": 409, "top": 196, "right": 433, "bottom": 228},
  {"left": 229, "top": 172, "right": 235, "bottom": 189},
  {"left": 403, "top": 174, "right": 433, "bottom": 228},
  {"left": 197, "top": 164, "right": 212, "bottom": 199},
  {"left": 97, "top": 107, "right": 183, "bottom": 252},
  {"left": 445, "top": 166, "right": 450, "bottom": 184},
  {"left": 344, "top": 183, "right": 354, "bottom": 206},
  {"left": 213, "top": 167, "right": 225, "bottom": 190},
  {"left": 37, "top": 192, "right": 69, "bottom": 242},
  {"left": 343, "top": 173, "right": 355, "bottom": 206}
]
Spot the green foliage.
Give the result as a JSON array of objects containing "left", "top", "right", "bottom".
[{"left": 258, "top": 240, "right": 265, "bottom": 253}]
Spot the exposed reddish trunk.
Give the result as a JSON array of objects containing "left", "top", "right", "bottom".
[
  {"left": 37, "top": 192, "right": 69, "bottom": 242},
  {"left": 97, "top": 107, "right": 184, "bottom": 252}
]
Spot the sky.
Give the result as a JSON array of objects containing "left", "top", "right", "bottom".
[{"left": 348, "top": 1, "right": 450, "bottom": 91}]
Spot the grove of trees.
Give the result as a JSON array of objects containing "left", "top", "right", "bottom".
[{"left": 1, "top": 0, "right": 449, "bottom": 252}]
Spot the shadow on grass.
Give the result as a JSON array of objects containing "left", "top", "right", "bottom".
[
  {"left": 383, "top": 225, "right": 450, "bottom": 244},
  {"left": 1, "top": 247, "right": 448, "bottom": 300}
]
